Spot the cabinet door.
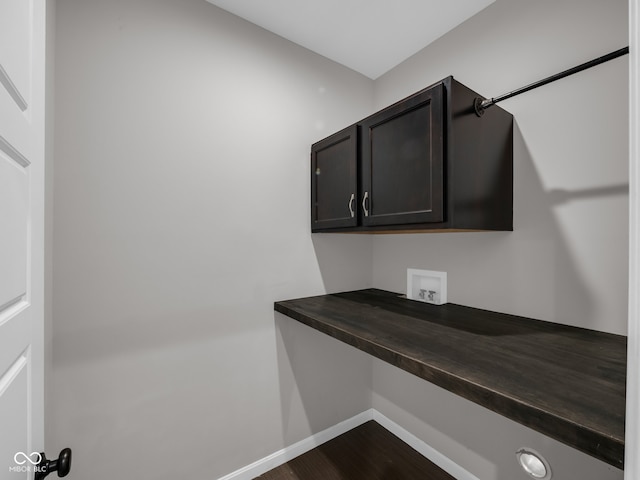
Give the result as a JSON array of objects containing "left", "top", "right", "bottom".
[
  {"left": 311, "top": 125, "right": 358, "bottom": 231},
  {"left": 361, "top": 84, "right": 444, "bottom": 226}
]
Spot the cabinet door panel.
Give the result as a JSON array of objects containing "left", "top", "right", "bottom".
[
  {"left": 311, "top": 125, "right": 358, "bottom": 231},
  {"left": 362, "top": 84, "right": 444, "bottom": 226}
]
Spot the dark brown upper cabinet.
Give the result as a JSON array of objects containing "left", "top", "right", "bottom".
[
  {"left": 311, "top": 76, "right": 513, "bottom": 233},
  {"left": 362, "top": 83, "right": 444, "bottom": 227},
  {"left": 311, "top": 125, "right": 358, "bottom": 230}
]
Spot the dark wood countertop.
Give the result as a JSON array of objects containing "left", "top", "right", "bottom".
[{"left": 274, "top": 289, "right": 626, "bottom": 468}]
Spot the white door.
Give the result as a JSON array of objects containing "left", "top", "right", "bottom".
[{"left": 0, "top": 0, "right": 47, "bottom": 478}]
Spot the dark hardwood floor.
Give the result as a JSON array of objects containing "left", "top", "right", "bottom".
[{"left": 255, "top": 421, "right": 456, "bottom": 480}]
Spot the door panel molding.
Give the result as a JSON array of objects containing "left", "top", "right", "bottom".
[
  {"left": 0, "top": 133, "right": 31, "bottom": 167},
  {"left": 0, "top": 149, "right": 29, "bottom": 310},
  {"left": 0, "top": 350, "right": 30, "bottom": 477},
  {"left": 0, "top": 352, "right": 27, "bottom": 396},
  {"left": 0, "top": 295, "right": 27, "bottom": 319},
  {"left": 0, "top": 63, "right": 28, "bottom": 112}
]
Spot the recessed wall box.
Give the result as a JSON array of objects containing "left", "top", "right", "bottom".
[{"left": 407, "top": 269, "right": 447, "bottom": 305}]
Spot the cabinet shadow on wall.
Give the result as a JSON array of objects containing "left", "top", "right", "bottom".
[
  {"left": 309, "top": 233, "right": 373, "bottom": 294},
  {"left": 508, "top": 121, "right": 627, "bottom": 332}
]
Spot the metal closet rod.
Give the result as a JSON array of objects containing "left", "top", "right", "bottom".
[{"left": 474, "top": 46, "right": 630, "bottom": 116}]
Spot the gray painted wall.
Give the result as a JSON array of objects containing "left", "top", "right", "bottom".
[
  {"left": 371, "top": 0, "right": 628, "bottom": 479},
  {"left": 51, "top": 1, "right": 373, "bottom": 478},
  {"left": 373, "top": 0, "right": 629, "bottom": 335},
  {"left": 51, "top": 0, "right": 629, "bottom": 479}
]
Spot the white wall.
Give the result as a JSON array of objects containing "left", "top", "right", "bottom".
[
  {"left": 51, "top": 0, "right": 373, "bottom": 478},
  {"left": 371, "top": 0, "right": 628, "bottom": 479}
]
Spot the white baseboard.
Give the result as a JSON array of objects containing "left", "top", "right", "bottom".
[
  {"left": 217, "top": 409, "right": 375, "bottom": 480},
  {"left": 372, "top": 410, "right": 480, "bottom": 480},
  {"left": 217, "top": 408, "right": 478, "bottom": 480}
]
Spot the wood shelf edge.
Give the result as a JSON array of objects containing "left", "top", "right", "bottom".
[{"left": 274, "top": 289, "right": 626, "bottom": 469}]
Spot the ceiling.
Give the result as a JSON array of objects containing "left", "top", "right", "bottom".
[{"left": 205, "top": 0, "right": 495, "bottom": 79}]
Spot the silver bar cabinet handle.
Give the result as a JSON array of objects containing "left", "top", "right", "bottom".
[
  {"left": 348, "top": 193, "right": 355, "bottom": 218},
  {"left": 362, "top": 191, "right": 369, "bottom": 217}
]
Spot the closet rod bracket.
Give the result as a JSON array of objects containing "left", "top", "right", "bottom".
[{"left": 474, "top": 97, "right": 490, "bottom": 116}]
